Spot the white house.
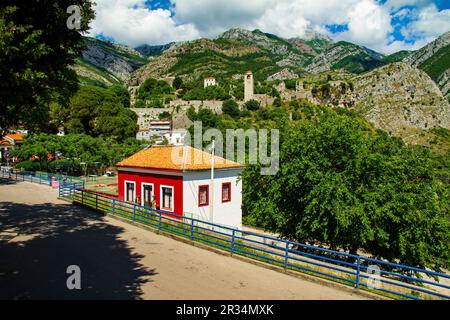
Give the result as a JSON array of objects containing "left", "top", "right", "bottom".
[
  {"left": 116, "top": 146, "right": 244, "bottom": 229},
  {"left": 163, "top": 130, "right": 187, "bottom": 146},
  {"left": 204, "top": 77, "right": 217, "bottom": 88}
]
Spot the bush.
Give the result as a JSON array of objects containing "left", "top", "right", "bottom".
[
  {"left": 173, "top": 77, "right": 183, "bottom": 90},
  {"left": 273, "top": 97, "right": 282, "bottom": 107},
  {"left": 244, "top": 99, "right": 260, "bottom": 111},
  {"left": 222, "top": 99, "right": 240, "bottom": 119}
]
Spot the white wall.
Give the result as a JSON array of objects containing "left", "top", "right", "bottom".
[{"left": 183, "top": 168, "right": 243, "bottom": 230}]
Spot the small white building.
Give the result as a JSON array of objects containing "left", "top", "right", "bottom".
[
  {"left": 117, "top": 146, "right": 244, "bottom": 229},
  {"left": 204, "top": 77, "right": 217, "bottom": 88},
  {"left": 163, "top": 130, "right": 187, "bottom": 146}
]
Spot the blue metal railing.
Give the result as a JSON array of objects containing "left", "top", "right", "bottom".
[
  {"left": 58, "top": 185, "right": 450, "bottom": 301},
  {"left": 0, "top": 168, "right": 85, "bottom": 188}
]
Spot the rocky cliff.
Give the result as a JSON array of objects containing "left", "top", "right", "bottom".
[
  {"left": 77, "top": 37, "right": 148, "bottom": 85},
  {"left": 305, "top": 41, "right": 385, "bottom": 74},
  {"left": 351, "top": 62, "right": 449, "bottom": 147},
  {"left": 404, "top": 31, "right": 450, "bottom": 101}
]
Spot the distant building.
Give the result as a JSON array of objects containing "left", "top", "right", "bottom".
[
  {"left": 0, "top": 132, "right": 27, "bottom": 163},
  {"left": 163, "top": 130, "right": 187, "bottom": 146},
  {"left": 244, "top": 71, "right": 254, "bottom": 102},
  {"left": 136, "top": 129, "right": 154, "bottom": 141},
  {"left": 204, "top": 77, "right": 217, "bottom": 88},
  {"left": 116, "top": 146, "right": 244, "bottom": 229},
  {"left": 57, "top": 126, "right": 66, "bottom": 137},
  {"left": 136, "top": 120, "right": 172, "bottom": 141},
  {"left": 149, "top": 120, "right": 172, "bottom": 134}
]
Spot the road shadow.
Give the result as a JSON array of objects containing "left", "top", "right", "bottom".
[
  {"left": 0, "top": 201, "right": 156, "bottom": 300},
  {"left": 0, "top": 178, "right": 17, "bottom": 185}
]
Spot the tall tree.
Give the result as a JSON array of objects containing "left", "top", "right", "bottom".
[
  {"left": 242, "top": 107, "right": 450, "bottom": 271},
  {"left": 66, "top": 86, "right": 138, "bottom": 141},
  {"left": 0, "top": 0, "right": 94, "bottom": 130}
]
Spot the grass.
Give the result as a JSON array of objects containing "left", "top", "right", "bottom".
[
  {"left": 75, "top": 58, "right": 121, "bottom": 86},
  {"left": 83, "top": 176, "right": 118, "bottom": 196},
  {"left": 419, "top": 44, "right": 450, "bottom": 80}
]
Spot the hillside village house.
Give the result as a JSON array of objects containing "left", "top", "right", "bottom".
[
  {"left": 204, "top": 77, "right": 216, "bottom": 88},
  {"left": 116, "top": 146, "right": 244, "bottom": 229}
]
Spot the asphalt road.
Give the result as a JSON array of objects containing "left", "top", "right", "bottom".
[{"left": 0, "top": 180, "right": 367, "bottom": 300}]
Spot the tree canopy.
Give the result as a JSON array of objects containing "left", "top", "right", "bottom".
[
  {"left": 13, "top": 133, "right": 142, "bottom": 175},
  {"left": 62, "top": 86, "right": 138, "bottom": 141},
  {"left": 242, "top": 106, "right": 450, "bottom": 271},
  {"left": 0, "top": 0, "right": 95, "bottom": 130},
  {"left": 222, "top": 100, "right": 240, "bottom": 119}
]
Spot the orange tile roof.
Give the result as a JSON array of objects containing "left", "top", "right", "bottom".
[
  {"left": 117, "top": 146, "right": 244, "bottom": 171},
  {"left": 5, "top": 133, "right": 26, "bottom": 142},
  {"left": 0, "top": 139, "right": 12, "bottom": 146}
]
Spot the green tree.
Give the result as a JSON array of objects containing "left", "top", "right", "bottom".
[
  {"left": 159, "top": 111, "right": 172, "bottom": 120},
  {"left": 222, "top": 100, "right": 240, "bottom": 119},
  {"left": 109, "top": 85, "right": 131, "bottom": 108},
  {"left": 0, "top": 1, "right": 95, "bottom": 130},
  {"left": 273, "top": 97, "right": 282, "bottom": 108},
  {"left": 173, "top": 76, "right": 183, "bottom": 90},
  {"left": 66, "top": 86, "right": 138, "bottom": 141},
  {"left": 242, "top": 107, "right": 449, "bottom": 271},
  {"left": 244, "top": 99, "right": 261, "bottom": 111},
  {"left": 138, "top": 78, "right": 173, "bottom": 101},
  {"left": 14, "top": 133, "right": 142, "bottom": 175}
]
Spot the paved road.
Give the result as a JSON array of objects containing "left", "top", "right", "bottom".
[{"left": 0, "top": 180, "right": 368, "bottom": 300}]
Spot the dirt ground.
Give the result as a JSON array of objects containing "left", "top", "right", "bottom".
[{"left": 0, "top": 180, "right": 368, "bottom": 300}]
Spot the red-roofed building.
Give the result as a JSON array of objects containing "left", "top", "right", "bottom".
[
  {"left": 1, "top": 132, "right": 27, "bottom": 163},
  {"left": 117, "top": 145, "right": 244, "bottom": 229}
]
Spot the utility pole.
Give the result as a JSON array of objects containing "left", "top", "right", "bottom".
[{"left": 209, "top": 140, "right": 215, "bottom": 227}]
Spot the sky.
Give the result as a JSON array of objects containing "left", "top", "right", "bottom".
[{"left": 88, "top": 0, "right": 450, "bottom": 54}]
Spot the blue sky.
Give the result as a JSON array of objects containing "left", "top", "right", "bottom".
[{"left": 89, "top": 0, "right": 450, "bottom": 54}]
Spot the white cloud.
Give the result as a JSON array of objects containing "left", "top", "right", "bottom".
[
  {"left": 403, "top": 4, "right": 450, "bottom": 39},
  {"left": 334, "top": 0, "right": 393, "bottom": 52},
  {"left": 251, "top": 0, "right": 359, "bottom": 39},
  {"left": 172, "top": 0, "right": 271, "bottom": 36},
  {"left": 89, "top": 0, "right": 450, "bottom": 54},
  {"left": 89, "top": 0, "right": 200, "bottom": 47},
  {"left": 384, "top": 0, "right": 433, "bottom": 11}
]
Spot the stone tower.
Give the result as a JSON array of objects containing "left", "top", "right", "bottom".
[{"left": 244, "top": 71, "right": 254, "bottom": 102}]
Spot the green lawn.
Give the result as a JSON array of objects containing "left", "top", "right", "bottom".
[{"left": 83, "top": 176, "right": 118, "bottom": 196}]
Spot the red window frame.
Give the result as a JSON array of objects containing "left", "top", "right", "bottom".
[
  {"left": 222, "top": 182, "right": 231, "bottom": 203},
  {"left": 198, "top": 185, "right": 209, "bottom": 207}
]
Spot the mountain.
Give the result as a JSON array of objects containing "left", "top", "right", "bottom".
[
  {"left": 73, "top": 37, "right": 149, "bottom": 87},
  {"left": 404, "top": 31, "right": 450, "bottom": 101},
  {"left": 129, "top": 28, "right": 316, "bottom": 86},
  {"left": 305, "top": 41, "right": 385, "bottom": 74},
  {"left": 381, "top": 50, "right": 411, "bottom": 64},
  {"left": 351, "top": 62, "right": 449, "bottom": 150},
  {"left": 122, "top": 28, "right": 450, "bottom": 152},
  {"left": 218, "top": 28, "right": 314, "bottom": 69},
  {"left": 135, "top": 42, "right": 176, "bottom": 57},
  {"left": 128, "top": 28, "right": 393, "bottom": 86}
]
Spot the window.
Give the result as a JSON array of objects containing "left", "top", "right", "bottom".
[
  {"left": 222, "top": 183, "right": 231, "bottom": 203},
  {"left": 198, "top": 185, "right": 209, "bottom": 207},
  {"left": 161, "top": 186, "right": 174, "bottom": 211},
  {"left": 142, "top": 183, "right": 154, "bottom": 208},
  {"left": 125, "top": 181, "right": 135, "bottom": 202}
]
